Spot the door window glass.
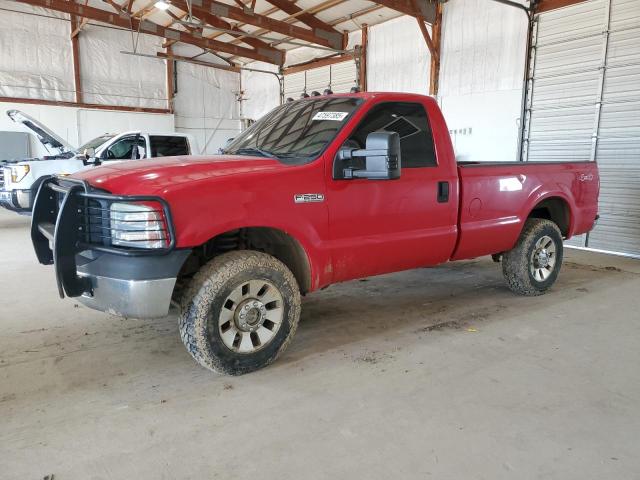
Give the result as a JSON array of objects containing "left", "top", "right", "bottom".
[
  {"left": 104, "top": 136, "right": 141, "bottom": 160},
  {"left": 150, "top": 136, "right": 189, "bottom": 157},
  {"left": 347, "top": 102, "right": 437, "bottom": 168}
]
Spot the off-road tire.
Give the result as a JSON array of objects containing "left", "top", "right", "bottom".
[
  {"left": 179, "top": 251, "right": 301, "bottom": 375},
  {"left": 502, "top": 218, "right": 563, "bottom": 296}
]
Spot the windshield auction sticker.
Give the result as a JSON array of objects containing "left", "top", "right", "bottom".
[{"left": 312, "top": 111, "right": 349, "bottom": 121}]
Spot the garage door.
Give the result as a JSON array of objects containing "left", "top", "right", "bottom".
[
  {"left": 284, "top": 60, "right": 358, "bottom": 99},
  {"left": 523, "top": 0, "right": 640, "bottom": 256}
]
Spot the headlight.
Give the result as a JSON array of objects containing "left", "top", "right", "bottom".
[
  {"left": 10, "top": 165, "right": 30, "bottom": 183},
  {"left": 110, "top": 202, "right": 169, "bottom": 249}
]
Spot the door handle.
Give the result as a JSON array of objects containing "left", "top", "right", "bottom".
[{"left": 437, "top": 181, "right": 449, "bottom": 203}]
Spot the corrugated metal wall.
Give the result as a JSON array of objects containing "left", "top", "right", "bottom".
[
  {"left": 284, "top": 61, "right": 357, "bottom": 99},
  {"left": 524, "top": 0, "right": 640, "bottom": 256},
  {"left": 592, "top": 0, "right": 640, "bottom": 255}
]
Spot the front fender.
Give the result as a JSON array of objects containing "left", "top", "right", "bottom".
[{"left": 163, "top": 165, "right": 330, "bottom": 290}]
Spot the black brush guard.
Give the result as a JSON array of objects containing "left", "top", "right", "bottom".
[{"left": 31, "top": 176, "right": 176, "bottom": 299}]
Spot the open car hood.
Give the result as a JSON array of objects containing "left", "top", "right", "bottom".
[{"left": 7, "top": 109, "right": 76, "bottom": 155}]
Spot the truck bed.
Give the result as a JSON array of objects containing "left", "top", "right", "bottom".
[{"left": 451, "top": 161, "right": 599, "bottom": 260}]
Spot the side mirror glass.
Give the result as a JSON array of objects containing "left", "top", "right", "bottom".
[{"left": 340, "top": 131, "right": 401, "bottom": 180}]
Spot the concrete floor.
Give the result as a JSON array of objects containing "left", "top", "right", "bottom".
[{"left": 1, "top": 208, "right": 639, "bottom": 480}]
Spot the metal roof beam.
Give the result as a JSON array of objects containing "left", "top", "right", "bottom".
[
  {"left": 13, "top": 0, "right": 284, "bottom": 64},
  {"left": 188, "top": 0, "right": 343, "bottom": 49},
  {"left": 369, "top": 0, "right": 437, "bottom": 22},
  {"left": 227, "top": 0, "right": 366, "bottom": 55},
  {"left": 212, "top": 0, "right": 344, "bottom": 46},
  {"left": 169, "top": 0, "right": 284, "bottom": 56},
  {"left": 263, "top": 0, "right": 341, "bottom": 39}
]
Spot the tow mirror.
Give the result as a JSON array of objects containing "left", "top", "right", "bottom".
[{"left": 339, "top": 131, "right": 401, "bottom": 180}]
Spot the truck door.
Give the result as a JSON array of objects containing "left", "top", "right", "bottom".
[{"left": 326, "top": 100, "right": 458, "bottom": 282}]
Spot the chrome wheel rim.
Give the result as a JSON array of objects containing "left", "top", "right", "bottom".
[
  {"left": 530, "top": 235, "right": 557, "bottom": 282},
  {"left": 218, "top": 280, "right": 284, "bottom": 354}
]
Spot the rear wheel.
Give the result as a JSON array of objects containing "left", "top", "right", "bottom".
[
  {"left": 179, "top": 251, "right": 301, "bottom": 375},
  {"left": 502, "top": 218, "right": 563, "bottom": 296}
]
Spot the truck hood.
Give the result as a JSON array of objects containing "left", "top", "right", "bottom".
[
  {"left": 72, "top": 155, "right": 291, "bottom": 195},
  {"left": 7, "top": 109, "right": 76, "bottom": 155},
  {"left": 2, "top": 153, "right": 78, "bottom": 165}
]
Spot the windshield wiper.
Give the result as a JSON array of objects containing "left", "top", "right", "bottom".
[{"left": 234, "top": 147, "right": 278, "bottom": 159}]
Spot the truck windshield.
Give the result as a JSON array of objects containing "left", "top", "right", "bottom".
[
  {"left": 75, "top": 134, "right": 114, "bottom": 154},
  {"left": 224, "top": 97, "right": 362, "bottom": 164}
]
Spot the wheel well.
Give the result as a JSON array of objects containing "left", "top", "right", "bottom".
[
  {"left": 528, "top": 198, "right": 570, "bottom": 236},
  {"left": 177, "top": 227, "right": 312, "bottom": 294}
]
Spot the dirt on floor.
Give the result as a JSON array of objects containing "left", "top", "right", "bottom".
[{"left": 1, "top": 209, "right": 640, "bottom": 480}]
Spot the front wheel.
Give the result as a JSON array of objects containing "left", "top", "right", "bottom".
[
  {"left": 179, "top": 251, "right": 301, "bottom": 375},
  {"left": 502, "top": 218, "right": 564, "bottom": 296}
]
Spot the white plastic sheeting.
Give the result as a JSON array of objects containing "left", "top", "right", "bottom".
[
  {"left": 242, "top": 19, "right": 432, "bottom": 120},
  {"left": 0, "top": 100, "right": 174, "bottom": 158},
  {"left": 79, "top": 26, "right": 167, "bottom": 109},
  {"left": 77, "top": 109, "right": 174, "bottom": 144},
  {"left": 240, "top": 3, "right": 529, "bottom": 165},
  {"left": 0, "top": 5, "right": 74, "bottom": 102},
  {"left": 172, "top": 45, "right": 242, "bottom": 154},
  {"left": 241, "top": 61, "right": 281, "bottom": 121},
  {"left": 367, "top": 15, "right": 431, "bottom": 94},
  {"left": 0, "top": 2, "right": 242, "bottom": 155},
  {"left": 241, "top": 31, "right": 365, "bottom": 121},
  {"left": 0, "top": 0, "right": 533, "bottom": 160},
  {"left": 0, "top": 101, "right": 78, "bottom": 156},
  {"left": 438, "top": 0, "right": 529, "bottom": 162},
  {"left": 0, "top": 2, "right": 167, "bottom": 109}
]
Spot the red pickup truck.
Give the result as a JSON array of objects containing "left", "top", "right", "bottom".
[{"left": 31, "top": 92, "right": 599, "bottom": 375}]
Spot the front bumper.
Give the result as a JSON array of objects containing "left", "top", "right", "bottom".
[
  {"left": 75, "top": 249, "right": 190, "bottom": 318},
  {"left": 31, "top": 177, "right": 190, "bottom": 319},
  {"left": 79, "top": 275, "right": 177, "bottom": 318},
  {"left": 0, "top": 189, "right": 32, "bottom": 213},
  {"left": 74, "top": 249, "right": 191, "bottom": 318}
]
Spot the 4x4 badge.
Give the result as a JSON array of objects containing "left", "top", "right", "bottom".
[{"left": 294, "top": 193, "right": 325, "bottom": 204}]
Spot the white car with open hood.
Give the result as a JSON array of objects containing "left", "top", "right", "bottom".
[{"left": 0, "top": 110, "right": 196, "bottom": 214}]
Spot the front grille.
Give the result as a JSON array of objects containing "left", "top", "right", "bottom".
[
  {"left": 52, "top": 186, "right": 168, "bottom": 250},
  {"left": 0, "top": 167, "right": 5, "bottom": 189},
  {"left": 54, "top": 191, "right": 105, "bottom": 246},
  {"left": 32, "top": 177, "right": 176, "bottom": 298},
  {"left": 52, "top": 185, "right": 116, "bottom": 247},
  {"left": 35, "top": 177, "right": 175, "bottom": 257},
  {"left": 77, "top": 198, "right": 111, "bottom": 246}
]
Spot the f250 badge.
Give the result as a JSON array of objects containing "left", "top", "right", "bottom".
[
  {"left": 579, "top": 173, "right": 594, "bottom": 182},
  {"left": 294, "top": 193, "right": 325, "bottom": 203}
]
